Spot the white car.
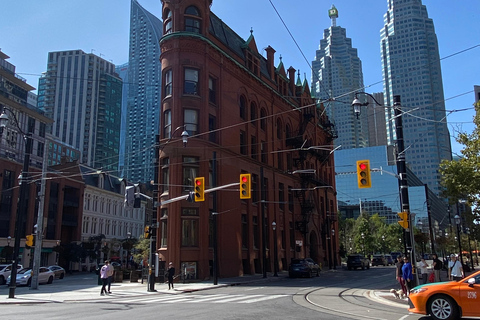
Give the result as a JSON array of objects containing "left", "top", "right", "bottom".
[
  {"left": 0, "top": 264, "right": 23, "bottom": 285},
  {"left": 6, "top": 267, "right": 54, "bottom": 286}
]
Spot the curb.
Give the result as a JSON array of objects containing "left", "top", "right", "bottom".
[{"left": 366, "top": 290, "right": 408, "bottom": 309}]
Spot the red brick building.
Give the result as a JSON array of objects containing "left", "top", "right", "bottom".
[{"left": 157, "top": 0, "right": 339, "bottom": 279}]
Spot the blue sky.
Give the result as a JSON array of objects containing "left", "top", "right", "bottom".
[{"left": 1, "top": 0, "right": 478, "bottom": 155}]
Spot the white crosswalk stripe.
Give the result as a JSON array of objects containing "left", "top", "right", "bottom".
[{"left": 111, "top": 293, "right": 288, "bottom": 304}]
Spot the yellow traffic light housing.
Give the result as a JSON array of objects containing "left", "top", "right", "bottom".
[
  {"left": 356, "top": 160, "right": 372, "bottom": 188},
  {"left": 144, "top": 226, "right": 151, "bottom": 239},
  {"left": 240, "top": 174, "right": 251, "bottom": 199},
  {"left": 398, "top": 211, "right": 409, "bottom": 229},
  {"left": 25, "top": 234, "right": 34, "bottom": 247},
  {"left": 194, "top": 177, "right": 205, "bottom": 202}
]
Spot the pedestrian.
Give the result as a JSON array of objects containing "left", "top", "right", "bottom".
[
  {"left": 417, "top": 258, "right": 429, "bottom": 284},
  {"left": 448, "top": 254, "right": 464, "bottom": 281},
  {"left": 395, "top": 256, "right": 407, "bottom": 296},
  {"left": 167, "top": 262, "right": 175, "bottom": 290},
  {"left": 106, "top": 260, "right": 114, "bottom": 294},
  {"left": 402, "top": 256, "right": 413, "bottom": 296},
  {"left": 100, "top": 260, "right": 109, "bottom": 296},
  {"left": 432, "top": 254, "right": 442, "bottom": 282}
]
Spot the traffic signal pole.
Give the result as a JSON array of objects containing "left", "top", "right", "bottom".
[{"left": 393, "top": 95, "right": 419, "bottom": 286}]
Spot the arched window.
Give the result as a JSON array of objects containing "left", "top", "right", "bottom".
[
  {"left": 285, "top": 124, "right": 292, "bottom": 145},
  {"left": 260, "top": 108, "right": 267, "bottom": 130},
  {"left": 164, "top": 9, "right": 172, "bottom": 34},
  {"left": 185, "top": 6, "right": 201, "bottom": 33},
  {"left": 239, "top": 95, "right": 246, "bottom": 120},
  {"left": 276, "top": 118, "right": 283, "bottom": 139},
  {"left": 250, "top": 102, "right": 257, "bottom": 125}
]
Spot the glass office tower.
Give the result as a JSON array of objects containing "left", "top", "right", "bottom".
[{"left": 380, "top": 0, "right": 452, "bottom": 195}]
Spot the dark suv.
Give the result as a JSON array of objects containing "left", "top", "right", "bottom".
[
  {"left": 347, "top": 254, "right": 370, "bottom": 270},
  {"left": 289, "top": 258, "right": 320, "bottom": 278},
  {"left": 371, "top": 254, "right": 387, "bottom": 266}
]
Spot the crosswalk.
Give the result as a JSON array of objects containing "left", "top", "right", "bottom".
[{"left": 106, "top": 293, "right": 289, "bottom": 305}]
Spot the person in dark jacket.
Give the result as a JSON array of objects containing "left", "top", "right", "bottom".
[
  {"left": 166, "top": 262, "right": 175, "bottom": 290},
  {"left": 395, "top": 256, "right": 407, "bottom": 296}
]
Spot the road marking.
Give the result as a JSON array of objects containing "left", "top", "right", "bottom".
[
  {"left": 239, "top": 295, "right": 288, "bottom": 303},
  {"left": 213, "top": 295, "right": 264, "bottom": 303}
]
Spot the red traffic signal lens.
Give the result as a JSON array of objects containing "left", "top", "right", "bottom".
[
  {"left": 196, "top": 179, "right": 202, "bottom": 186},
  {"left": 359, "top": 163, "right": 367, "bottom": 170},
  {"left": 242, "top": 176, "right": 248, "bottom": 183}
]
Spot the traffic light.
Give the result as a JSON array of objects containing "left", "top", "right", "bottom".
[
  {"left": 194, "top": 177, "right": 205, "bottom": 202},
  {"left": 356, "top": 160, "right": 372, "bottom": 188},
  {"left": 25, "top": 235, "right": 34, "bottom": 247},
  {"left": 144, "top": 226, "right": 151, "bottom": 239},
  {"left": 239, "top": 173, "right": 251, "bottom": 199},
  {"left": 398, "top": 211, "right": 409, "bottom": 229}
]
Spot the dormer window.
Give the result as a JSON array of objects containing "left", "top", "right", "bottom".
[
  {"left": 164, "top": 9, "right": 172, "bottom": 34},
  {"left": 185, "top": 6, "right": 201, "bottom": 33}
]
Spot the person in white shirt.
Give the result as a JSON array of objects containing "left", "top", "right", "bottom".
[
  {"left": 448, "top": 254, "right": 464, "bottom": 281},
  {"left": 417, "top": 258, "right": 429, "bottom": 284}
]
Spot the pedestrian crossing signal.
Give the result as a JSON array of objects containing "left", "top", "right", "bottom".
[
  {"left": 240, "top": 174, "right": 251, "bottom": 199},
  {"left": 356, "top": 160, "right": 371, "bottom": 188},
  {"left": 25, "top": 234, "right": 34, "bottom": 247},
  {"left": 398, "top": 211, "right": 409, "bottom": 229},
  {"left": 144, "top": 226, "right": 152, "bottom": 239},
  {"left": 194, "top": 177, "right": 205, "bottom": 202}
]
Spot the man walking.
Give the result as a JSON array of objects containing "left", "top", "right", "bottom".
[
  {"left": 106, "top": 261, "right": 114, "bottom": 294},
  {"left": 448, "top": 254, "right": 464, "bottom": 281},
  {"left": 100, "top": 260, "right": 109, "bottom": 296},
  {"left": 432, "top": 254, "right": 442, "bottom": 282},
  {"left": 167, "top": 262, "right": 175, "bottom": 290}
]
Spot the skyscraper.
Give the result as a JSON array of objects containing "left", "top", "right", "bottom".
[
  {"left": 38, "top": 49, "right": 122, "bottom": 174},
  {"left": 115, "top": 62, "right": 129, "bottom": 177},
  {"left": 124, "top": 0, "right": 163, "bottom": 183},
  {"left": 311, "top": 5, "right": 367, "bottom": 149},
  {"left": 380, "top": 0, "right": 452, "bottom": 195}
]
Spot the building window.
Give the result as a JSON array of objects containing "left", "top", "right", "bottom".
[
  {"left": 182, "top": 208, "right": 198, "bottom": 216},
  {"left": 260, "top": 108, "right": 267, "bottom": 130},
  {"left": 161, "top": 215, "right": 168, "bottom": 247},
  {"left": 184, "top": 68, "right": 198, "bottom": 95},
  {"left": 241, "top": 214, "right": 248, "bottom": 249},
  {"left": 252, "top": 174, "right": 258, "bottom": 203},
  {"left": 208, "top": 114, "right": 216, "bottom": 143},
  {"left": 185, "top": 6, "right": 201, "bottom": 33},
  {"left": 208, "top": 77, "right": 216, "bottom": 104},
  {"left": 184, "top": 109, "right": 198, "bottom": 135},
  {"left": 182, "top": 156, "right": 199, "bottom": 192},
  {"left": 181, "top": 219, "right": 198, "bottom": 247},
  {"left": 161, "top": 158, "right": 170, "bottom": 194},
  {"left": 165, "top": 69, "right": 173, "bottom": 97},
  {"left": 288, "top": 186, "right": 294, "bottom": 212},
  {"left": 239, "top": 95, "right": 246, "bottom": 120},
  {"left": 289, "top": 221, "right": 295, "bottom": 249},
  {"left": 164, "top": 110, "right": 171, "bottom": 138},
  {"left": 279, "top": 183, "right": 285, "bottom": 211},
  {"left": 277, "top": 149, "right": 284, "bottom": 171},
  {"left": 250, "top": 102, "right": 257, "bottom": 125},
  {"left": 164, "top": 9, "right": 172, "bottom": 34},
  {"left": 252, "top": 216, "right": 259, "bottom": 249},
  {"left": 276, "top": 118, "right": 283, "bottom": 139},
  {"left": 251, "top": 136, "right": 257, "bottom": 160},
  {"left": 240, "top": 130, "right": 247, "bottom": 155},
  {"left": 246, "top": 51, "right": 259, "bottom": 76},
  {"left": 39, "top": 122, "right": 46, "bottom": 138},
  {"left": 261, "top": 141, "right": 267, "bottom": 164}
]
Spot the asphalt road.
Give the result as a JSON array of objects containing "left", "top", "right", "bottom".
[{"left": 0, "top": 266, "right": 439, "bottom": 320}]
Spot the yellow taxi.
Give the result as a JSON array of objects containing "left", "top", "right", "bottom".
[{"left": 408, "top": 270, "right": 480, "bottom": 320}]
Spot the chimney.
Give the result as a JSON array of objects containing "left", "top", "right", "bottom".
[
  {"left": 288, "top": 66, "right": 296, "bottom": 96},
  {"left": 265, "top": 46, "right": 276, "bottom": 80}
]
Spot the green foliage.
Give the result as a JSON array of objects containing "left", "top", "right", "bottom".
[{"left": 132, "top": 236, "right": 150, "bottom": 265}]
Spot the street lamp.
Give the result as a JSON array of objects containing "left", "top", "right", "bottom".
[
  {"left": 454, "top": 214, "right": 463, "bottom": 267},
  {"left": 1, "top": 108, "right": 33, "bottom": 299},
  {"left": 361, "top": 233, "right": 365, "bottom": 255},
  {"left": 126, "top": 231, "right": 132, "bottom": 269},
  {"left": 353, "top": 93, "right": 417, "bottom": 284},
  {"left": 332, "top": 229, "right": 336, "bottom": 269},
  {"left": 272, "top": 222, "right": 278, "bottom": 277},
  {"left": 465, "top": 228, "right": 474, "bottom": 271}
]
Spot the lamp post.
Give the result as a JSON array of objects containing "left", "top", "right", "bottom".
[
  {"left": 1, "top": 108, "right": 33, "bottom": 299},
  {"left": 361, "top": 233, "right": 365, "bottom": 255},
  {"left": 454, "top": 214, "right": 463, "bottom": 267},
  {"left": 151, "top": 126, "right": 188, "bottom": 292},
  {"left": 465, "top": 228, "right": 474, "bottom": 271},
  {"left": 353, "top": 93, "right": 418, "bottom": 285},
  {"left": 332, "top": 228, "right": 336, "bottom": 269},
  {"left": 126, "top": 231, "right": 132, "bottom": 269},
  {"left": 382, "top": 235, "right": 385, "bottom": 254},
  {"left": 272, "top": 222, "right": 278, "bottom": 277}
]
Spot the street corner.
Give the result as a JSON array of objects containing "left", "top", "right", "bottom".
[{"left": 366, "top": 289, "right": 409, "bottom": 309}]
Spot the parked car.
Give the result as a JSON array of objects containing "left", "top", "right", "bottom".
[
  {"left": 371, "top": 254, "right": 387, "bottom": 266},
  {"left": 0, "top": 264, "right": 23, "bottom": 285},
  {"left": 384, "top": 254, "right": 394, "bottom": 265},
  {"left": 347, "top": 254, "right": 370, "bottom": 270},
  {"left": 408, "top": 270, "right": 480, "bottom": 320},
  {"left": 6, "top": 267, "right": 54, "bottom": 286},
  {"left": 47, "top": 265, "right": 65, "bottom": 279},
  {"left": 289, "top": 258, "right": 320, "bottom": 278}
]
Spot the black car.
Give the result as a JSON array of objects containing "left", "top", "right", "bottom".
[
  {"left": 371, "top": 254, "right": 387, "bottom": 266},
  {"left": 347, "top": 254, "right": 370, "bottom": 270},
  {"left": 288, "top": 258, "right": 320, "bottom": 278}
]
